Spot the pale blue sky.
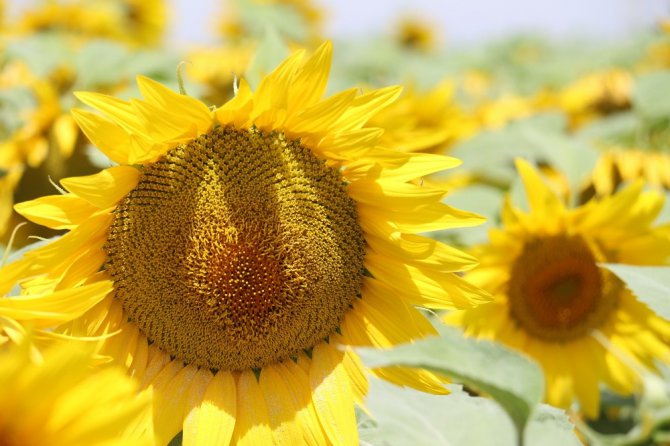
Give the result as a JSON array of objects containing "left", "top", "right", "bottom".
[{"left": 168, "top": 0, "right": 669, "bottom": 47}]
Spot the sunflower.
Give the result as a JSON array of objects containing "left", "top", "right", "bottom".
[
  {"left": 0, "top": 334, "right": 153, "bottom": 446},
  {"left": 0, "top": 61, "right": 80, "bottom": 240},
  {"left": 394, "top": 17, "right": 438, "bottom": 53},
  {"left": 590, "top": 147, "right": 670, "bottom": 196},
  {"left": 445, "top": 159, "right": 670, "bottom": 417},
  {"left": 368, "top": 80, "right": 477, "bottom": 154},
  {"left": 3, "top": 42, "right": 488, "bottom": 445},
  {"left": 186, "top": 44, "right": 256, "bottom": 106},
  {"left": 553, "top": 69, "right": 632, "bottom": 129},
  {"left": 13, "top": 0, "right": 166, "bottom": 46}
]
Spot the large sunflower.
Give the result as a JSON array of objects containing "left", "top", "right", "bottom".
[
  {"left": 446, "top": 159, "right": 670, "bottom": 418},
  {"left": 2, "top": 42, "right": 488, "bottom": 445}
]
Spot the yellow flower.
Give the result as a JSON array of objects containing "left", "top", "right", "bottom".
[
  {"left": 369, "top": 80, "right": 478, "bottom": 154},
  {"left": 13, "top": 0, "right": 166, "bottom": 46},
  {"left": 4, "top": 42, "right": 488, "bottom": 445},
  {"left": 186, "top": 44, "right": 256, "bottom": 106},
  {"left": 553, "top": 69, "right": 632, "bottom": 129},
  {"left": 0, "top": 62, "right": 79, "bottom": 239},
  {"left": 591, "top": 148, "right": 670, "bottom": 196},
  {"left": 0, "top": 337, "right": 153, "bottom": 446},
  {"left": 446, "top": 159, "right": 670, "bottom": 418},
  {"left": 394, "top": 17, "right": 438, "bottom": 52}
]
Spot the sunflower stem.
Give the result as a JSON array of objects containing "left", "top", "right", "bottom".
[{"left": 176, "top": 61, "right": 191, "bottom": 95}]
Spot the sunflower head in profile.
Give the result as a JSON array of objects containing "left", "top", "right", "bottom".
[
  {"left": 446, "top": 158, "right": 670, "bottom": 417},
  {"left": 3, "top": 42, "right": 489, "bottom": 445}
]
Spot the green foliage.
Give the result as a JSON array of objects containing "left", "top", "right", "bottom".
[
  {"left": 358, "top": 328, "right": 544, "bottom": 434},
  {"left": 601, "top": 264, "right": 670, "bottom": 321},
  {"left": 632, "top": 72, "right": 670, "bottom": 120}
]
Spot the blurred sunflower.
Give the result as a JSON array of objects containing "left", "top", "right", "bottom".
[
  {"left": 590, "top": 148, "right": 670, "bottom": 196},
  {"left": 552, "top": 69, "right": 632, "bottom": 129},
  {"left": 369, "top": 80, "right": 477, "bottom": 154},
  {"left": 13, "top": 0, "right": 166, "bottom": 46},
  {"left": 446, "top": 159, "right": 670, "bottom": 418},
  {"left": 394, "top": 17, "right": 438, "bottom": 53},
  {"left": 3, "top": 42, "right": 488, "bottom": 445},
  {"left": 0, "top": 61, "right": 80, "bottom": 240},
  {"left": 186, "top": 44, "right": 256, "bottom": 106},
  {"left": 0, "top": 336, "right": 153, "bottom": 446}
]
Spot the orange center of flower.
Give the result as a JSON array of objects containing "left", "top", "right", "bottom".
[
  {"left": 507, "top": 234, "right": 620, "bottom": 341},
  {"left": 105, "top": 127, "right": 365, "bottom": 371}
]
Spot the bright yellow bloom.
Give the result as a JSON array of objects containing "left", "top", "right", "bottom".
[
  {"left": 369, "top": 80, "right": 478, "bottom": 154},
  {"left": 13, "top": 0, "right": 167, "bottom": 46},
  {"left": 3, "top": 42, "right": 488, "bottom": 445},
  {"left": 446, "top": 159, "right": 670, "bottom": 418},
  {"left": 591, "top": 148, "right": 670, "bottom": 196},
  {"left": 552, "top": 69, "right": 632, "bottom": 129},
  {"left": 0, "top": 337, "right": 153, "bottom": 446}
]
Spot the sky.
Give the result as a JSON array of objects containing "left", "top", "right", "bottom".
[{"left": 168, "top": 0, "right": 670, "bottom": 47}]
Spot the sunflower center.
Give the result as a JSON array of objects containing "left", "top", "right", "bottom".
[
  {"left": 507, "top": 234, "right": 619, "bottom": 342},
  {"left": 104, "top": 127, "right": 366, "bottom": 370}
]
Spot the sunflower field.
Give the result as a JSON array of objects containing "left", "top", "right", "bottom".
[{"left": 1, "top": 1, "right": 670, "bottom": 445}]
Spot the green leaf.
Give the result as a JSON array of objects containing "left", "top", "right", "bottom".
[
  {"left": 244, "top": 27, "right": 290, "bottom": 89},
  {"left": 74, "top": 40, "right": 129, "bottom": 88},
  {"left": 358, "top": 328, "right": 544, "bottom": 434},
  {"left": 5, "top": 34, "right": 74, "bottom": 77},
  {"left": 439, "top": 185, "right": 502, "bottom": 246},
  {"left": 524, "top": 405, "right": 582, "bottom": 446},
  {"left": 632, "top": 72, "right": 670, "bottom": 119},
  {"left": 450, "top": 113, "right": 597, "bottom": 193},
  {"left": 601, "top": 264, "right": 670, "bottom": 321},
  {"left": 360, "top": 378, "right": 580, "bottom": 446}
]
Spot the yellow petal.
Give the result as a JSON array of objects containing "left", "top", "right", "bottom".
[
  {"left": 71, "top": 108, "right": 131, "bottom": 164},
  {"left": 335, "top": 86, "right": 403, "bottom": 131},
  {"left": 74, "top": 92, "right": 145, "bottom": 135},
  {"left": 371, "top": 366, "right": 449, "bottom": 395},
  {"left": 14, "top": 194, "right": 98, "bottom": 230},
  {"left": 275, "top": 360, "right": 328, "bottom": 445},
  {"left": 60, "top": 165, "right": 140, "bottom": 209},
  {"left": 309, "top": 342, "right": 358, "bottom": 446},
  {"left": 347, "top": 179, "right": 446, "bottom": 211},
  {"left": 232, "top": 370, "right": 273, "bottom": 445},
  {"left": 53, "top": 114, "right": 78, "bottom": 158},
  {"left": 0, "top": 280, "right": 112, "bottom": 327},
  {"left": 515, "top": 158, "right": 565, "bottom": 218},
  {"left": 286, "top": 41, "right": 332, "bottom": 115},
  {"left": 366, "top": 232, "right": 478, "bottom": 272},
  {"left": 151, "top": 362, "right": 199, "bottom": 446},
  {"left": 183, "top": 371, "right": 236, "bottom": 446},
  {"left": 136, "top": 75, "right": 213, "bottom": 133},
  {"left": 286, "top": 88, "right": 357, "bottom": 135},
  {"left": 259, "top": 364, "right": 303, "bottom": 445}
]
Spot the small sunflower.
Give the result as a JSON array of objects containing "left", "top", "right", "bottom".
[
  {"left": 3, "top": 42, "right": 488, "bottom": 445},
  {"left": 554, "top": 69, "right": 632, "bottom": 129},
  {"left": 0, "top": 336, "right": 153, "bottom": 446},
  {"left": 395, "top": 17, "right": 438, "bottom": 53},
  {"left": 13, "top": 0, "right": 166, "bottom": 46},
  {"left": 369, "top": 80, "right": 477, "bottom": 154},
  {"left": 591, "top": 147, "right": 670, "bottom": 196},
  {"left": 446, "top": 159, "right": 670, "bottom": 418},
  {"left": 0, "top": 61, "right": 79, "bottom": 239}
]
